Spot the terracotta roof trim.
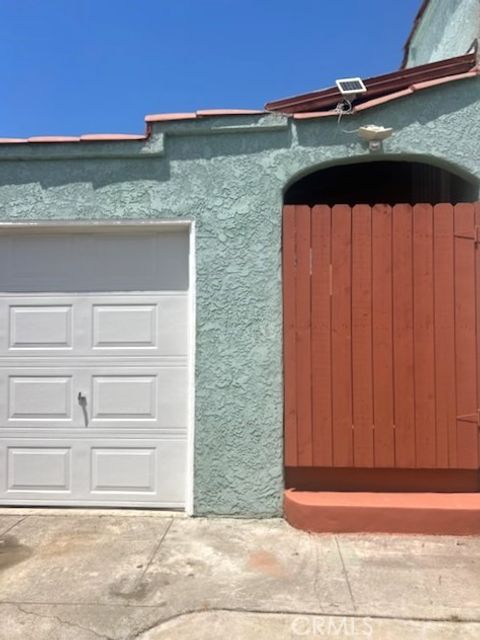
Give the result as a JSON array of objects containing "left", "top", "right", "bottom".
[
  {"left": 0, "top": 109, "right": 267, "bottom": 146},
  {"left": 291, "top": 67, "right": 479, "bottom": 119},
  {"left": 266, "top": 52, "right": 477, "bottom": 115},
  {"left": 144, "top": 108, "right": 265, "bottom": 123},
  {"left": 0, "top": 133, "right": 148, "bottom": 145}
]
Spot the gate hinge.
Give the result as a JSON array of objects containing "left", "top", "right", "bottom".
[
  {"left": 457, "top": 409, "right": 480, "bottom": 427},
  {"left": 454, "top": 226, "right": 480, "bottom": 246}
]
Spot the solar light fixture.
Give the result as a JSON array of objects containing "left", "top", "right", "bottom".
[
  {"left": 335, "top": 77, "right": 367, "bottom": 97},
  {"left": 357, "top": 124, "right": 394, "bottom": 151},
  {"left": 357, "top": 125, "right": 394, "bottom": 142}
]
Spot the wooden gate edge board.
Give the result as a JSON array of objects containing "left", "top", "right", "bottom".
[
  {"left": 454, "top": 203, "right": 479, "bottom": 469},
  {"left": 433, "top": 204, "right": 455, "bottom": 468},
  {"left": 283, "top": 205, "right": 298, "bottom": 467},
  {"left": 295, "top": 206, "right": 313, "bottom": 466},
  {"left": 283, "top": 203, "right": 480, "bottom": 475},
  {"left": 476, "top": 201, "right": 480, "bottom": 468}
]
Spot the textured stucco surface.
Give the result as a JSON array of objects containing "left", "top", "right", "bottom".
[
  {"left": 0, "top": 79, "right": 478, "bottom": 516},
  {"left": 405, "top": 0, "right": 480, "bottom": 67}
]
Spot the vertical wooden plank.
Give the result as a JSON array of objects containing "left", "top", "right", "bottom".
[
  {"left": 454, "top": 203, "right": 479, "bottom": 469},
  {"left": 372, "top": 204, "right": 395, "bottom": 467},
  {"left": 311, "top": 205, "right": 333, "bottom": 466},
  {"left": 475, "top": 202, "right": 480, "bottom": 468},
  {"left": 413, "top": 204, "right": 437, "bottom": 468},
  {"left": 295, "top": 205, "right": 313, "bottom": 466},
  {"left": 331, "top": 204, "right": 353, "bottom": 466},
  {"left": 351, "top": 205, "right": 374, "bottom": 467},
  {"left": 433, "top": 204, "right": 456, "bottom": 468},
  {"left": 283, "top": 205, "right": 298, "bottom": 467},
  {"left": 392, "top": 204, "right": 416, "bottom": 468}
]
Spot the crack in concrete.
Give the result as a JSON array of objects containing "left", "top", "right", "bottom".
[
  {"left": 110, "top": 518, "right": 174, "bottom": 602},
  {"left": 312, "top": 538, "right": 322, "bottom": 605},
  {"left": 126, "top": 606, "right": 480, "bottom": 639},
  {"left": 334, "top": 536, "right": 356, "bottom": 613},
  {"left": 4, "top": 601, "right": 480, "bottom": 640},
  {"left": 1, "top": 599, "right": 162, "bottom": 608},
  {"left": 138, "top": 518, "right": 174, "bottom": 585},
  {"left": 12, "top": 603, "right": 115, "bottom": 640},
  {"left": 3, "top": 599, "right": 480, "bottom": 621},
  {"left": 0, "top": 515, "right": 28, "bottom": 537}
]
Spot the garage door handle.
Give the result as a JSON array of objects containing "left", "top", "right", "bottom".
[{"left": 77, "top": 392, "right": 89, "bottom": 427}]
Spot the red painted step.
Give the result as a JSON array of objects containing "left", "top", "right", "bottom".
[{"left": 285, "top": 489, "right": 480, "bottom": 535}]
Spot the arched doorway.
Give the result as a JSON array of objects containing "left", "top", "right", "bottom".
[{"left": 283, "top": 160, "right": 480, "bottom": 493}]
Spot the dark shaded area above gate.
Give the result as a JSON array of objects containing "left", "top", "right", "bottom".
[{"left": 284, "top": 161, "right": 478, "bottom": 207}]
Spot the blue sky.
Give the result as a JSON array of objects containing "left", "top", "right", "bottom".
[{"left": 0, "top": 0, "right": 421, "bottom": 137}]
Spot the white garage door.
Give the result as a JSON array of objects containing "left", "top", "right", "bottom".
[{"left": 0, "top": 227, "right": 191, "bottom": 508}]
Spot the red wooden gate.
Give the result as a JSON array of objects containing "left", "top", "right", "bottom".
[{"left": 283, "top": 203, "right": 480, "bottom": 471}]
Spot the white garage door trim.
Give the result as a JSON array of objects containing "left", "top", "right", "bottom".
[{"left": 0, "top": 220, "right": 196, "bottom": 513}]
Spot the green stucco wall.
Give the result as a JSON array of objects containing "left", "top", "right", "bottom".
[
  {"left": 405, "top": 0, "right": 479, "bottom": 67},
  {"left": 0, "top": 79, "right": 478, "bottom": 516}
]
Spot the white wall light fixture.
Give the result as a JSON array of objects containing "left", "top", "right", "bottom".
[{"left": 358, "top": 124, "right": 394, "bottom": 151}]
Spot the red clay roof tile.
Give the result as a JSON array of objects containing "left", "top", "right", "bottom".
[
  {"left": 144, "top": 112, "right": 197, "bottom": 123},
  {"left": 144, "top": 109, "right": 265, "bottom": 123},
  {"left": 0, "top": 138, "right": 29, "bottom": 144},
  {"left": 195, "top": 109, "right": 264, "bottom": 116},
  {"left": 79, "top": 133, "right": 145, "bottom": 141},
  {"left": 27, "top": 136, "right": 80, "bottom": 143}
]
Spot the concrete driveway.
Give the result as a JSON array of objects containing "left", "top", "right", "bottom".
[{"left": 0, "top": 508, "right": 479, "bottom": 639}]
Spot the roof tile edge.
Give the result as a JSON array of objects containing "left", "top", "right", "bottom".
[{"left": 145, "top": 109, "right": 265, "bottom": 123}]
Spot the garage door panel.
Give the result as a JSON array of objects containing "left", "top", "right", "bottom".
[
  {"left": 90, "top": 296, "right": 189, "bottom": 355},
  {"left": 0, "top": 295, "right": 189, "bottom": 358},
  {"left": 91, "top": 447, "right": 156, "bottom": 494},
  {"left": 9, "top": 305, "right": 73, "bottom": 350},
  {"left": 92, "top": 305, "right": 158, "bottom": 349},
  {"left": 87, "top": 367, "right": 188, "bottom": 428},
  {"left": 89, "top": 296, "right": 189, "bottom": 356},
  {"left": 8, "top": 375, "right": 73, "bottom": 421},
  {"left": 0, "top": 298, "right": 76, "bottom": 356},
  {"left": 0, "top": 438, "right": 186, "bottom": 506},
  {"left": 0, "top": 371, "right": 76, "bottom": 427},
  {"left": 91, "top": 376, "right": 157, "bottom": 421},
  {"left": 7, "top": 447, "right": 71, "bottom": 493}
]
